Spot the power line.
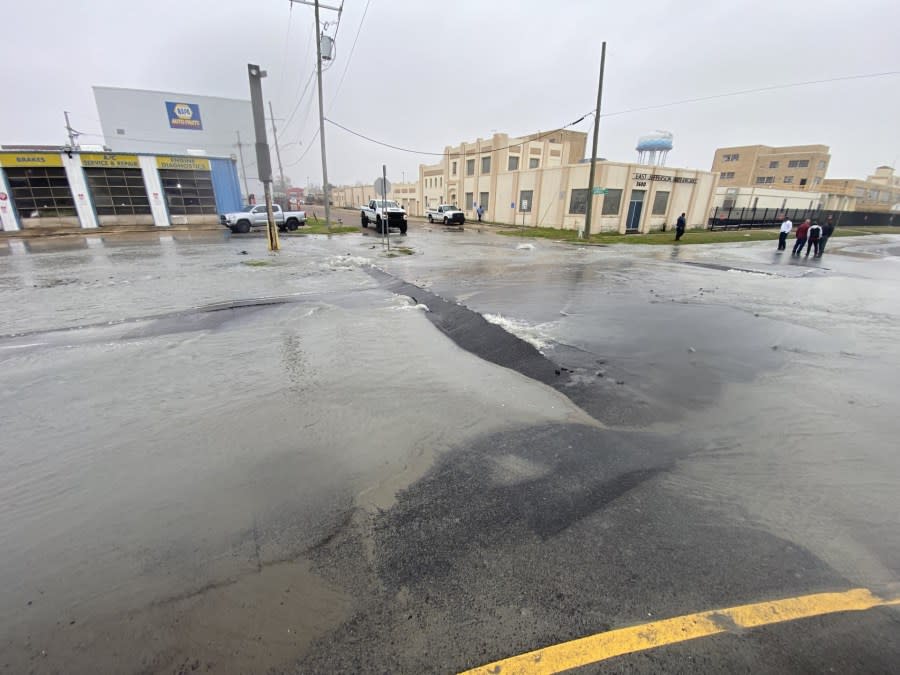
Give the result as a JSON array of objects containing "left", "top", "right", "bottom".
[
  {"left": 281, "top": 68, "right": 317, "bottom": 134},
  {"left": 328, "top": 0, "right": 372, "bottom": 111},
  {"left": 283, "top": 128, "right": 320, "bottom": 168},
  {"left": 276, "top": 1, "right": 295, "bottom": 100},
  {"left": 594, "top": 70, "right": 900, "bottom": 120},
  {"left": 324, "top": 114, "right": 590, "bottom": 157}
]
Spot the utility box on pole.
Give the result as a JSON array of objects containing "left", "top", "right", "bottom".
[{"left": 248, "top": 63, "right": 279, "bottom": 251}]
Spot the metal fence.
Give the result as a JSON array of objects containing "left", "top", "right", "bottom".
[{"left": 708, "top": 206, "right": 899, "bottom": 230}]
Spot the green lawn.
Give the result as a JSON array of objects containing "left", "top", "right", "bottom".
[
  {"left": 284, "top": 222, "right": 358, "bottom": 235},
  {"left": 496, "top": 225, "right": 891, "bottom": 246}
]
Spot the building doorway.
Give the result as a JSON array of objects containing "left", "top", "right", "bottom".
[{"left": 626, "top": 190, "right": 645, "bottom": 232}]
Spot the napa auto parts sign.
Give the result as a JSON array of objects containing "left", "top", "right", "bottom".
[{"left": 165, "top": 101, "right": 203, "bottom": 130}]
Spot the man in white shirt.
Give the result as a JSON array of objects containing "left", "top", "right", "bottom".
[{"left": 778, "top": 217, "right": 793, "bottom": 251}]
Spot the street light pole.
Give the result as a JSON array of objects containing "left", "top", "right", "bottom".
[
  {"left": 268, "top": 101, "right": 286, "bottom": 202},
  {"left": 235, "top": 130, "right": 251, "bottom": 202},
  {"left": 582, "top": 41, "right": 606, "bottom": 240}
]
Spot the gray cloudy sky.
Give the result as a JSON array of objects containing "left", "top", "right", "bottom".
[{"left": 2, "top": 0, "right": 898, "bottom": 186}]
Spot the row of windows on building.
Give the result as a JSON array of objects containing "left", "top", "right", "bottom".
[
  {"left": 434, "top": 155, "right": 543, "bottom": 184},
  {"left": 765, "top": 159, "right": 826, "bottom": 169},
  {"left": 3, "top": 166, "right": 217, "bottom": 219},
  {"left": 753, "top": 175, "right": 822, "bottom": 186},
  {"left": 458, "top": 188, "right": 670, "bottom": 217}
]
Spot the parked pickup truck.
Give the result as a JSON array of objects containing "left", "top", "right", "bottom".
[
  {"left": 360, "top": 199, "right": 408, "bottom": 234},
  {"left": 220, "top": 204, "right": 306, "bottom": 234},
  {"left": 426, "top": 204, "right": 465, "bottom": 226}
]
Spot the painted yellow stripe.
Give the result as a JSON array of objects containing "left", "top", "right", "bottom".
[{"left": 460, "top": 588, "right": 899, "bottom": 675}]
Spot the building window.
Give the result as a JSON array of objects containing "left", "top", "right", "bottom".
[
  {"left": 788, "top": 159, "right": 810, "bottom": 168},
  {"left": 158, "top": 168, "right": 217, "bottom": 215},
  {"left": 814, "top": 177, "right": 822, "bottom": 186},
  {"left": 723, "top": 153, "right": 740, "bottom": 162},
  {"left": 481, "top": 156, "right": 491, "bottom": 174},
  {"left": 452, "top": 161, "right": 457, "bottom": 175},
  {"left": 569, "top": 188, "right": 588, "bottom": 214},
  {"left": 720, "top": 171, "right": 735, "bottom": 179},
  {"left": 508, "top": 155, "right": 519, "bottom": 171},
  {"left": 854, "top": 188, "right": 866, "bottom": 198},
  {"left": 651, "top": 190, "right": 669, "bottom": 215},
  {"left": 818, "top": 160, "right": 826, "bottom": 169},
  {"left": 465, "top": 192, "right": 473, "bottom": 209},
  {"left": 466, "top": 159, "right": 475, "bottom": 176},
  {"left": 519, "top": 190, "right": 533, "bottom": 211},
  {"left": 529, "top": 157, "right": 540, "bottom": 169},
  {"left": 5, "top": 167, "right": 75, "bottom": 219},
  {"left": 783, "top": 176, "right": 794, "bottom": 184},
  {"left": 84, "top": 168, "right": 151, "bottom": 216},
  {"left": 478, "top": 191, "right": 489, "bottom": 209},
  {"left": 601, "top": 188, "right": 622, "bottom": 215},
  {"left": 799, "top": 178, "right": 807, "bottom": 187},
  {"left": 769, "top": 161, "right": 779, "bottom": 168},
  {"left": 756, "top": 176, "right": 775, "bottom": 184},
  {"left": 439, "top": 176, "right": 443, "bottom": 187}
]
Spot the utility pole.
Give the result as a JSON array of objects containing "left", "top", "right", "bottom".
[
  {"left": 235, "top": 130, "right": 251, "bottom": 202},
  {"left": 290, "top": 0, "right": 340, "bottom": 233},
  {"left": 63, "top": 111, "right": 78, "bottom": 148},
  {"left": 268, "top": 100, "right": 287, "bottom": 202},
  {"left": 248, "top": 63, "right": 279, "bottom": 251},
  {"left": 582, "top": 41, "right": 607, "bottom": 240}
]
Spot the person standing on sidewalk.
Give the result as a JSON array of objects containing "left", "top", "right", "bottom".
[
  {"left": 819, "top": 215, "right": 835, "bottom": 255},
  {"left": 805, "top": 220, "right": 823, "bottom": 257},
  {"left": 778, "top": 216, "right": 793, "bottom": 251},
  {"left": 476, "top": 204, "right": 484, "bottom": 223},
  {"left": 792, "top": 219, "right": 811, "bottom": 256},
  {"left": 675, "top": 213, "right": 686, "bottom": 241}
]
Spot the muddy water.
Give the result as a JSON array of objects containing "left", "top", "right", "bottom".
[{"left": 0, "top": 232, "right": 590, "bottom": 673}]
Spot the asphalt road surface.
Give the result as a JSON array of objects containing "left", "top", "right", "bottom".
[{"left": 1, "top": 224, "right": 898, "bottom": 674}]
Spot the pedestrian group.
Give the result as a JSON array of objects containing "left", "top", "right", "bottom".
[{"left": 781, "top": 214, "right": 835, "bottom": 258}]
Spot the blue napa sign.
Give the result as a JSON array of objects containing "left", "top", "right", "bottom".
[{"left": 165, "top": 101, "right": 203, "bottom": 130}]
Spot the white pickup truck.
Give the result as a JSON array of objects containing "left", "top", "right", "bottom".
[
  {"left": 219, "top": 204, "right": 306, "bottom": 234},
  {"left": 426, "top": 204, "right": 465, "bottom": 226},
  {"left": 360, "top": 199, "right": 408, "bottom": 234}
]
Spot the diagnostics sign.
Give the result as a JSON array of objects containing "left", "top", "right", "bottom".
[{"left": 165, "top": 101, "right": 203, "bottom": 130}]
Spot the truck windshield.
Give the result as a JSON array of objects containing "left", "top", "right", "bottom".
[{"left": 376, "top": 201, "right": 400, "bottom": 208}]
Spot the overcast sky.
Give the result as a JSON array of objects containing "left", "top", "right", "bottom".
[{"left": 2, "top": 0, "right": 898, "bottom": 187}]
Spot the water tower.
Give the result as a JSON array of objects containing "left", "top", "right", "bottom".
[{"left": 636, "top": 131, "right": 673, "bottom": 166}]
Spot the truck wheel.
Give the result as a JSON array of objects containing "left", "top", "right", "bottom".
[
  {"left": 236, "top": 220, "right": 251, "bottom": 234},
  {"left": 286, "top": 218, "right": 299, "bottom": 231},
  {"left": 376, "top": 216, "right": 383, "bottom": 233},
  {"left": 443, "top": 217, "right": 448, "bottom": 225},
  {"left": 361, "top": 213, "right": 368, "bottom": 228},
  {"left": 427, "top": 214, "right": 433, "bottom": 223},
  {"left": 400, "top": 223, "right": 408, "bottom": 235}
]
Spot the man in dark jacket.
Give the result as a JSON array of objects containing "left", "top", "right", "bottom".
[
  {"left": 675, "top": 213, "right": 686, "bottom": 241},
  {"left": 819, "top": 215, "right": 835, "bottom": 255},
  {"left": 806, "top": 221, "right": 823, "bottom": 257},
  {"left": 792, "top": 219, "right": 811, "bottom": 256}
]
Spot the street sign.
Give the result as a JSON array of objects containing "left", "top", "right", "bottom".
[
  {"left": 592, "top": 187, "right": 608, "bottom": 195},
  {"left": 374, "top": 177, "right": 391, "bottom": 196},
  {"left": 510, "top": 202, "right": 515, "bottom": 209},
  {"left": 520, "top": 200, "right": 529, "bottom": 211}
]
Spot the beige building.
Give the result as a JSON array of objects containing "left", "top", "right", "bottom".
[
  {"left": 332, "top": 181, "right": 421, "bottom": 214},
  {"left": 415, "top": 130, "right": 717, "bottom": 233},
  {"left": 714, "top": 186, "right": 822, "bottom": 211},
  {"left": 821, "top": 166, "right": 900, "bottom": 213},
  {"left": 333, "top": 129, "right": 718, "bottom": 233},
  {"left": 712, "top": 144, "right": 830, "bottom": 191}
]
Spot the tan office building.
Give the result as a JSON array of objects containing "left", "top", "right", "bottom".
[
  {"left": 334, "top": 129, "right": 718, "bottom": 233},
  {"left": 821, "top": 166, "right": 900, "bottom": 213},
  {"left": 712, "top": 144, "right": 830, "bottom": 191}
]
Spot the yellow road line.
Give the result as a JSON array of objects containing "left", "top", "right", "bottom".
[{"left": 459, "top": 588, "right": 899, "bottom": 675}]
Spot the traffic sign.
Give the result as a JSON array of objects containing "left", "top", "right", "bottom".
[{"left": 374, "top": 177, "right": 391, "bottom": 196}]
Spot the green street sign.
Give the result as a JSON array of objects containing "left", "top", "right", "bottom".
[{"left": 592, "top": 187, "right": 608, "bottom": 195}]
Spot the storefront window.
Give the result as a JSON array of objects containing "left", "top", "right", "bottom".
[
  {"left": 651, "top": 191, "right": 669, "bottom": 215},
  {"left": 85, "top": 168, "right": 150, "bottom": 216},
  {"left": 159, "top": 169, "right": 217, "bottom": 215},
  {"left": 5, "top": 167, "right": 75, "bottom": 218},
  {"left": 601, "top": 189, "right": 622, "bottom": 215},
  {"left": 569, "top": 189, "right": 588, "bottom": 214}
]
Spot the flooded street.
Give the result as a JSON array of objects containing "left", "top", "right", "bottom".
[{"left": 1, "top": 226, "right": 899, "bottom": 673}]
